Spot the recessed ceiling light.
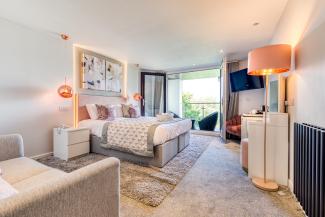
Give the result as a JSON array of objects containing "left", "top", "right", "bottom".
[{"left": 253, "top": 22, "right": 260, "bottom": 26}]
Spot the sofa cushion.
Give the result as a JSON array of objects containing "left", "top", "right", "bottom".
[
  {"left": 0, "top": 176, "right": 18, "bottom": 200},
  {"left": 0, "top": 157, "right": 51, "bottom": 185},
  {"left": 13, "top": 169, "right": 66, "bottom": 192}
]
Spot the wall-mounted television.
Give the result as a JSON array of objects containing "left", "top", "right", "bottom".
[{"left": 229, "top": 68, "right": 264, "bottom": 92}]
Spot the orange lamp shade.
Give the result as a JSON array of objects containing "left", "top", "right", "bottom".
[
  {"left": 248, "top": 44, "right": 291, "bottom": 76},
  {"left": 58, "top": 84, "right": 73, "bottom": 98},
  {"left": 133, "top": 93, "right": 142, "bottom": 101}
]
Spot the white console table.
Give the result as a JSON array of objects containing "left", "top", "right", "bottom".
[
  {"left": 241, "top": 114, "right": 263, "bottom": 139},
  {"left": 246, "top": 112, "right": 289, "bottom": 186}
]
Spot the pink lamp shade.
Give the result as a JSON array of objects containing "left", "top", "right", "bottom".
[{"left": 248, "top": 44, "right": 291, "bottom": 76}]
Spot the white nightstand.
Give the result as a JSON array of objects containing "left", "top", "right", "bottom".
[{"left": 53, "top": 127, "right": 90, "bottom": 161}]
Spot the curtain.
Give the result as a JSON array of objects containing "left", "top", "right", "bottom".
[
  {"left": 226, "top": 62, "right": 240, "bottom": 120},
  {"left": 153, "top": 76, "right": 164, "bottom": 115},
  {"left": 144, "top": 74, "right": 165, "bottom": 116}
]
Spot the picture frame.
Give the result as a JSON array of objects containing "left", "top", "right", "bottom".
[{"left": 77, "top": 48, "right": 124, "bottom": 97}]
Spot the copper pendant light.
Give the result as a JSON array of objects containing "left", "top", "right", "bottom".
[
  {"left": 58, "top": 77, "right": 73, "bottom": 98},
  {"left": 57, "top": 34, "right": 73, "bottom": 98}
]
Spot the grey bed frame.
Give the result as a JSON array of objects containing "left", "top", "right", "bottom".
[{"left": 90, "top": 131, "right": 190, "bottom": 167}]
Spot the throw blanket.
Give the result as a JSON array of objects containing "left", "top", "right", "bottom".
[{"left": 100, "top": 117, "right": 182, "bottom": 157}]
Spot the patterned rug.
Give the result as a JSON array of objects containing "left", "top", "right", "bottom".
[{"left": 37, "top": 134, "right": 212, "bottom": 207}]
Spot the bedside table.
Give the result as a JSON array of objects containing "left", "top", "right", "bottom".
[{"left": 53, "top": 127, "right": 90, "bottom": 161}]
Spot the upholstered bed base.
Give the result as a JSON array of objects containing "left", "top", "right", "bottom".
[{"left": 91, "top": 131, "right": 190, "bottom": 167}]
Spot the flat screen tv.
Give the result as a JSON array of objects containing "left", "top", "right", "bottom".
[{"left": 230, "top": 68, "right": 264, "bottom": 92}]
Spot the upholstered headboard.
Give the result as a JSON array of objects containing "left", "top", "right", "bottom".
[{"left": 78, "top": 94, "right": 127, "bottom": 122}]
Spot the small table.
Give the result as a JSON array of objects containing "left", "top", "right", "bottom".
[{"left": 53, "top": 127, "right": 90, "bottom": 161}]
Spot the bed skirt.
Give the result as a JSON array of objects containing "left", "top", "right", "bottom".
[{"left": 90, "top": 131, "right": 190, "bottom": 168}]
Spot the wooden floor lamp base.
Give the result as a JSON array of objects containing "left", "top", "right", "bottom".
[{"left": 252, "top": 177, "right": 279, "bottom": 192}]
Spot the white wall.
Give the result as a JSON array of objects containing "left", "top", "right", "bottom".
[
  {"left": 0, "top": 18, "right": 73, "bottom": 157},
  {"left": 0, "top": 18, "right": 141, "bottom": 157},
  {"left": 270, "top": 0, "right": 325, "bottom": 190},
  {"left": 238, "top": 59, "right": 265, "bottom": 114},
  {"left": 127, "top": 64, "right": 140, "bottom": 105}
]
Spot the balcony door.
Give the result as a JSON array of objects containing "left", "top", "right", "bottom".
[
  {"left": 140, "top": 72, "right": 166, "bottom": 116},
  {"left": 167, "top": 68, "right": 221, "bottom": 131}
]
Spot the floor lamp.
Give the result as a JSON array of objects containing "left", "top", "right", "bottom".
[{"left": 247, "top": 44, "right": 291, "bottom": 191}]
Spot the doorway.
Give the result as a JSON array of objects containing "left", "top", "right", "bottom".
[
  {"left": 167, "top": 68, "right": 221, "bottom": 131},
  {"left": 140, "top": 72, "right": 166, "bottom": 116}
]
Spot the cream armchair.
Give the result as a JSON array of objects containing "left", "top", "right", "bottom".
[{"left": 0, "top": 134, "right": 120, "bottom": 217}]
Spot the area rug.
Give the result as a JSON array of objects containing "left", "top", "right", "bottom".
[{"left": 37, "top": 134, "right": 212, "bottom": 207}]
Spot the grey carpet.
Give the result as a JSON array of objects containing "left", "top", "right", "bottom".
[
  {"left": 120, "top": 137, "right": 305, "bottom": 217},
  {"left": 37, "top": 153, "right": 107, "bottom": 173},
  {"left": 37, "top": 134, "right": 210, "bottom": 207}
]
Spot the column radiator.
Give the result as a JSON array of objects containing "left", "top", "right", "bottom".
[{"left": 294, "top": 123, "right": 325, "bottom": 217}]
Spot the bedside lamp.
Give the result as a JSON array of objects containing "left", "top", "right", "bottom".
[
  {"left": 57, "top": 77, "right": 78, "bottom": 128},
  {"left": 248, "top": 44, "right": 291, "bottom": 191},
  {"left": 133, "top": 93, "right": 143, "bottom": 101},
  {"left": 57, "top": 82, "right": 73, "bottom": 98},
  {"left": 57, "top": 77, "right": 73, "bottom": 100}
]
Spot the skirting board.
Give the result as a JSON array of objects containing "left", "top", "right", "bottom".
[
  {"left": 288, "top": 179, "right": 293, "bottom": 193},
  {"left": 288, "top": 179, "right": 306, "bottom": 217},
  {"left": 30, "top": 152, "right": 53, "bottom": 160}
]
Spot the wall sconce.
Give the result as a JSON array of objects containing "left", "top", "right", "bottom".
[{"left": 133, "top": 93, "right": 143, "bottom": 101}]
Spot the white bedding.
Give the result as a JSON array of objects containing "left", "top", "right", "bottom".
[{"left": 79, "top": 117, "right": 191, "bottom": 145}]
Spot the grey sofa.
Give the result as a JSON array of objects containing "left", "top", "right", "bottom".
[{"left": 0, "top": 134, "right": 120, "bottom": 217}]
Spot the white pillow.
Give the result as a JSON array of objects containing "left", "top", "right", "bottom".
[
  {"left": 156, "top": 113, "right": 173, "bottom": 122},
  {"left": 108, "top": 104, "right": 123, "bottom": 118},
  {"left": 0, "top": 177, "right": 18, "bottom": 200},
  {"left": 86, "top": 104, "right": 99, "bottom": 120}
]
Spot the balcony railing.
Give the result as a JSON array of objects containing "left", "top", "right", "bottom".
[{"left": 182, "top": 102, "right": 220, "bottom": 130}]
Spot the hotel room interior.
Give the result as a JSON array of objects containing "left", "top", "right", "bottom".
[{"left": 0, "top": 0, "right": 324, "bottom": 216}]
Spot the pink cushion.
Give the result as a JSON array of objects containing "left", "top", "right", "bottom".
[
  {"left": 78, "top": 106, "right": 91, "bottom": 121},
  {"left": 129, "top": 106, "right": 140, "bottom": 118},
  {"left": 96, "top": 104, "right": 114, "bottom": 120}
]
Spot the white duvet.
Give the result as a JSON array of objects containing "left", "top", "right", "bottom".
[{"left": 79, "top": 117, "right": 191, "bottom": 145}]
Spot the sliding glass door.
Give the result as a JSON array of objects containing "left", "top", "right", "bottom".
[
  {"left": 167, "top": 68, "right": 221, "bottom": 131},
  {"left": 140, "top": 72, "right": 166, "bottom": 116}
]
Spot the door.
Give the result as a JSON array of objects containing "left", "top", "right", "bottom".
[{"left": 140, "top": 72, "right": 166, "bottom": 116}]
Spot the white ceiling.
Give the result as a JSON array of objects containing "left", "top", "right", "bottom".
[{"left": 0, "top": 0, "right": 288, "bottom": 71}]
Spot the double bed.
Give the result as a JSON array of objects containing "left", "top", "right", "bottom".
[{"left": 78, "top": 102, "right": 191, "bottom": 167}]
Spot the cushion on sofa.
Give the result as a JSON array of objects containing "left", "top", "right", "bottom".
[
  {"left": 0, "top": 157, "right": 51, "bottom": 184},
  {"left": 0, "top": 177, "right": 18, "bottom": 200},
  {"left": 13, "top": 169, "right": 65, "bottom": 192}
]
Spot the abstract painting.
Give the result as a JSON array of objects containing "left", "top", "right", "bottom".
[
  {"left": 82, "top": 54, "right": 106, "bottom": 91},
  {"left": 81, "top": 52, "right": 123, "bottom": 93},
  {"left": 106, "top": 60, "right": 122, "bottom": 93}
]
